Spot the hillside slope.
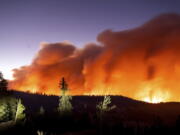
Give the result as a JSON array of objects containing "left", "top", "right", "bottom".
[{"left": 12, "top": 91, "right": 180, "bottom": 125}]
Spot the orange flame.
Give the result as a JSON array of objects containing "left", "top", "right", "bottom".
[
  {"left": 136, "top": 79, "right": 171, "bottom": 103},
  {"left": 9, "top": 14, "right": 180, "bottom": 103}
]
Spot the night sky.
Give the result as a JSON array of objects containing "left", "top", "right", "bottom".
[{"left": 0, "top": 0, "right": 180, "bottom": 79}]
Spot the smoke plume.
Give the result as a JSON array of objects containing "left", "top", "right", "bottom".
[{"left": 10, "top": 13, "right": 180, "bottom": 102}]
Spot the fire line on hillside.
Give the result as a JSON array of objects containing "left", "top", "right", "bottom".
[{"left": 9, "top": 14, "right": 180, "bottom": 103}]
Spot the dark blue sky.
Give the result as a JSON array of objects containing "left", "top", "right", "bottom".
[{"left": 0, "top": 0, "right": 180, "bottom": 79}]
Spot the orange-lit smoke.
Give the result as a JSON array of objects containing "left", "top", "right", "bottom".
[{"left": 10, "top": 14, "right": 180, "bottom": 103}]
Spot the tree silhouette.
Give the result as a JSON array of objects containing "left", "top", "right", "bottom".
[
  {"left": 58, "top": 77, "right": 72, "bottom": 116},
  {"left": 0, "top": 72, "right": 3, "bottom": 80},
  {"left": 59, "top": 77, "right": 68, "bottom": 92},
  {"left": 0, "top": 72, "right": 8, "bottom": 92}
]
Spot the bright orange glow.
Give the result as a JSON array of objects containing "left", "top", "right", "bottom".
[
  {"left": 141, "top": 90, "right": 170, "bottom": 103},
  {"left": 9, "top": 14, "right": 180, "bottom": 103},
  {"left": 136, "top": 79, "right": 171, "bottom": 103}
]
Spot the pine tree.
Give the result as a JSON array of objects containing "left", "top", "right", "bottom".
[
  {"left": 8, "top": 97, "right": 18, "bottom": 120},
  {"left": 0, "top": 72, "right": 8, "bottom": 92},
  {"left": 96, "top": 96, "right": 116, "bottom": 135},
  {"left": 58, "top": 77, "right": 73, "bottom": 116},
  {"left": 58, "top": 95, "right": 72, "bottom": 115},
  {"left": 0, "top": 72, "right": 3, "bottom": 80},
  {"left": 15, "top": 99, "right": 26, "bottom": 122},
  {"left": 0, "top": 101, "right": 10, "bottom": 122},
  {"left": 60, "top": 77, "right": 68, "bottom": 91},
  {"left": 97, "top": 96, "right": 116, "bottom": 115}
]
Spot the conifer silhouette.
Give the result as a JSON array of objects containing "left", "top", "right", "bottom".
[
  {"left": 58, "top": 77, "right": 72, "bottom": 116},
  {"left": 0, "top": 72, "right": 8, "bottom": 92}
]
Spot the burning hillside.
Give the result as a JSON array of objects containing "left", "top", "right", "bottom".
[{"left": 10, "top": 13, "right": 180, "bottom": 103}]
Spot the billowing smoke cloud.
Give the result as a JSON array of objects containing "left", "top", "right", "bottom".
[{"left": 10, "top": 13, "right": 180, "bottom": 102}]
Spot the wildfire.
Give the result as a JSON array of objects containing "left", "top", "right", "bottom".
[
  {"left": 143, "top": 96, "right": 166, "bottom": 104},
  {"left": 142, "top": 91, "right": 170, "bottom": 103},
  {"left": 136, "top": 79, "right": 171, "bottom": 103},
  {"left": 9, "top": 14, "right": 180, "bottom": 103}
]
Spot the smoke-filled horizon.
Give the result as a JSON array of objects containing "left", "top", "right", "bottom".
[
  {"left": 9, "top": 13, "right": 180, "bottom": 103},
  {"left": 1, "top": 0, "right": 180, "bottom": 80}
]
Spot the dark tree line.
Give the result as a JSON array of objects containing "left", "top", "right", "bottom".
[{"left": 0, "top": 72, "right": 8, "bottom": 93}]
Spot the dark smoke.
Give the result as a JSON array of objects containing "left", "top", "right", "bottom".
[{"left": 10, "top": 13, "right": 180, "bottom": 102}]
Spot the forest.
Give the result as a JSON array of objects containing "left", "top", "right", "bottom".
[{"left": 0, "top": 72, "right": 180, "bottom": 135}]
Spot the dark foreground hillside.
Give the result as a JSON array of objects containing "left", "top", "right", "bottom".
[
  {"left": 1, "top": 90, "right": 180, "bottom": 135},
  {"left": 13, "top": 91, "right": 180, "bottom": 124}
]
